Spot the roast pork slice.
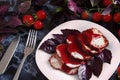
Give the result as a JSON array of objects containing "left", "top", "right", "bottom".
[
  {"left": 77, "top": 33, "right": 99, "bottom": 54},
  {"left": 49, "top": 54, "right": 78, "bottom": 75},
  {"left": 66, "top": 35, "right": 91, "bottom": 60},
  {"left": 56, "top": 43, "right": 82, "bottom": 68},
  {"left": 81, "top": 28, "right": 108, "bottom": 53},
  {"left": 49, "top": 54, "right": 63, "bottom": 70},
  {"left": 61, "top": 64, "right": 78, "bottom": 75}
]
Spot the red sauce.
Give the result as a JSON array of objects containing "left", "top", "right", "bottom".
[
  {"left": 56, "top": 43, "right": 81, "bottom": 64},
  {"left": 68, "top": 40, "right": 87, "bottom": 59},
  {"left": 62, "top": 64, "right": 73, "bottom": 73},
  {"left": 82, "top": 29, "right": 100, "bottom": 44}
]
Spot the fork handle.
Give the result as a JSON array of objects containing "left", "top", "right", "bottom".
[{"left": 13, "top": 56, "right": 27, "bottom": 80}]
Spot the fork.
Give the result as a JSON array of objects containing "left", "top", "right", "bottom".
[{"left": 13, "top": 29, "right": 37, "bottom": 80}]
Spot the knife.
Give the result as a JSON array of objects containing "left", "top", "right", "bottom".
[{"left": 0, "top": 36, "right": 20, "bottom": 74}]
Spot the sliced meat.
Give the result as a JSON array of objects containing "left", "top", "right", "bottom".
[
  {"left": 49, "top": 54, "right": 63, "bottom": 70},
  {"left": 56, "top": 43, "right": 82, "bottom": 68},
  {"left": 67, "top": 35, "right": 91, "bottom": 60},
  {"left": 77, "top": 33, "right": 99, "bottom": 54},
  {"left": 61, "top": 64, "right": 78, "bottom": 75},
  {"left": 49, "top": 54, "right": 78, "bottom": 75},
  {"left": 82, "top": 44, "right": 99, "bottom": 54},
  {"left": 90, "top": 36, "right": 108, "bottom": 50},
  {"left": 82, "top": 28, "right": 108, "bottom": 53}
]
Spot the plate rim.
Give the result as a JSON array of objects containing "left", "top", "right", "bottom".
[{"left": 35, "top": 20, "right": 120, "bottom": 80}]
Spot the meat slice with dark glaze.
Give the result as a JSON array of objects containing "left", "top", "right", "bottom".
[{"left": 56, "top": 43, "right": 82, "bottom": 68}]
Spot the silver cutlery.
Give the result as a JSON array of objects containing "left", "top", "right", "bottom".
[
  {"left": 0, "top": 36, "right": 20, "bottom": 74},
  {"left": 13, "top": 29, "right": 37, "bottom": 80}
]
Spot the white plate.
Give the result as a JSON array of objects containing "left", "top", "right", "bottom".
[{"left": 35, "top": 20, "right": 120, "bottom": 80}]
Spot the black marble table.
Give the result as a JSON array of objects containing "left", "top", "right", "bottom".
[{"left": 0, "top": 22, "right": 50, "bottom": 80}]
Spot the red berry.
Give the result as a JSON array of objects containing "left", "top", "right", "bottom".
[
  {"left": 117, "top": 67, "right": 120, "bottom": 78},
  {"left": 92, "top": 12, "right": 102, "bottom": 22},
  {"left": 102, "top": 14, "right": 112, "bottom": 22},
  {"left": 23, "top": 14, "right": 34, "bottom": 26},
  {"left": 81, "top": 11, "right": 89, "bottom": 19},
  {"left": 103, "top": 0, "right": 112, "bottom": 7},
  {"left": 113, "top": 13, "right": 120, "bottom": 23},
  {"left": 118, "top": 29, "right": 120, "bottom": 37},
  {"left": 36, "top": 10, "right": 46, "bottom": 20},
  {"left": 34, "top": 20, "right": 43, "bottom": 30}
]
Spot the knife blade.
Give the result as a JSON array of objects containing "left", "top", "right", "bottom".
[{"left": 0, "top": 36, "right": 20, "bottom": 74}]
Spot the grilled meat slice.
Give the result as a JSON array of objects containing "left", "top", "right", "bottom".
[{"left": 56, "top": 43, "right": 82, "bottom": 68}]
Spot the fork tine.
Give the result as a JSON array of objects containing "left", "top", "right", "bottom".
[
  {"left": 26, "top": 29, "right": 37, "bottom": 48},
  {"left": 30, "top": 30, "right": 37, "bottom": 48},
  {"left": 30, "top": 30, "right": 34, "bottom": 48},
  {"left": 26, "top": 29, "right": 31, "bottom": 47},
  {"left": 33, "top": 30, "right": 37, "bottom": 48},
  {"left": 29, "top": 30, "right": 33, "bottom": 48}
]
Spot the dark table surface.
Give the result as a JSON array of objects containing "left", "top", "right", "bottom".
[{"left": 0, "top": 0, "right": 120, "bottom": 80}]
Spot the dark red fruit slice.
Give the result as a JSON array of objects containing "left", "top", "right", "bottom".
[
  {"left": 56, "top": 43, "right": 81, "bottom": 68},
  {"left": 67, "top": 35, "right": 91, "bottom": 60}
]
